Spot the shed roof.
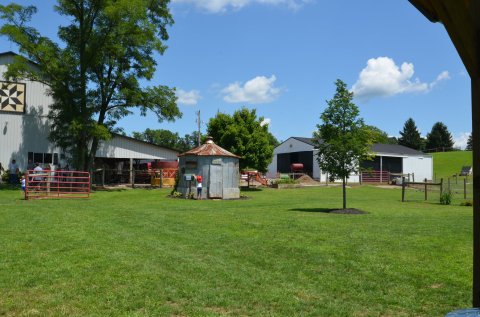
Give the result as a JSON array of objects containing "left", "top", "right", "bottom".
[{"left": 178, "top": 137, "right": 240, "bottom": 158}]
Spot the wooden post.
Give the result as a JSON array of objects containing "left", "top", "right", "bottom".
[
  {"left": 465, "top": 177, "right": 468, "bottom": 200},
  {"left": 448, "top": 177, "right": 451, "bottom": 191},
  {"left": 380, "top": 156, "right": 383, "bottom": 183},
  {"left": 472, "top": 77, "right": 480, "bottom": 307},
  {"left": 424, "top": 178, "right": 428, "bottom": 201},
  {"left": 160, "top": 169, "right": 164, "bottom": 188},
  {"left": 440, "top": 178, "right": 443, "bottom": 196},
  {"left": 102, "top": 169, "right": 105, "bottom": 187},
  {"left": 401, "top": 177, "right": 406, "bottom": 202},
  {"left": 129, "top": 158, "right": 133, "bottom": 185},
  {"left": 412, "top": 173, "right": 415, "bottom": 182}
]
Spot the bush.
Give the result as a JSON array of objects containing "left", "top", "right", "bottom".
[
  {"left": 460, "top": 200, "right": 473, "bottom": 206},
  {"left": 440, "top": 191, "right": 453, "bottom": 205},
  {"left": 273, "top": 178, "right": 297, "bottom": 185}
]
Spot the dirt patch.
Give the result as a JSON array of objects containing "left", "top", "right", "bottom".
[{"left": 296, "top": 175, "right": 320, "bottom": 185}]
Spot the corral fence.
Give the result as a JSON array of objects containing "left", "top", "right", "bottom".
[
  {"left": 402, "top": 176, "right": 473, "bottom": 202},
  {"left": 91, "top": 168, "right": 177, "bottom": 187},
  {"left": 26, "top": 170, "right": 90, "bottom": 200}
]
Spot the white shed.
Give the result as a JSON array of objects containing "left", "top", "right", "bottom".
[{"left": 267, "top": 137, "right": 433, "bottom": 182}]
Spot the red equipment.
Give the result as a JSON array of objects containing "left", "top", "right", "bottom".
[
  {"left": 290, "top": 163, "right": 304, "bottom": 173},
  {"left": 25, "top": 170, "right": 90, "bottom": 200}
]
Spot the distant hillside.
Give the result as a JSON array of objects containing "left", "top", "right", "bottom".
[{"left": 431, "top": 151, "right": 472, "bottom": 180}]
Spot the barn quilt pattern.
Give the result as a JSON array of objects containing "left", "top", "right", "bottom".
[{"left": 0, "top": 82, "right": 25, "bottom": 113}]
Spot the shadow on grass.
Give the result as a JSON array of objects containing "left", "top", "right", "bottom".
[
  {"left": 240, "top": 187, "right": 263, "bottom": 192},
  {"left": 0, "top": 184, "right": 21, "bottom": 191},
  {"left": 291, "top": 208, "right": 368, "bottom": 214}
]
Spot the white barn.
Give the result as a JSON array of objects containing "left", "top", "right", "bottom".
[
  {"left": 0, "top": 51, "right": 178, "bottom": 172},
  {"left": 267, "top": 137, "right": 433, "bottom": 182}
]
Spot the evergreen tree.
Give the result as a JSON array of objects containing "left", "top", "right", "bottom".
[
  {"left": 313, "top": 79, "right": 372, "bottom": 210},
  {"left": 426, "top": 122, "right": 454, "bottom": 151},
  {"left": 398, "top": 118, "right": 423, "bottom": 150},
  {"left": 466, "top": 133, "right": 473, "bottom": 151}
]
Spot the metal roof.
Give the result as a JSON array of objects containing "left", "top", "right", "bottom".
[
  {"left": 285, "top": 137, "right": 426, "bottom": 156},
  {"left": 178, "top": 137, "right": 240, "bottom": 158}
]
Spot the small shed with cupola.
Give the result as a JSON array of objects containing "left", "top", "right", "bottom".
[{"left": 177, "top": 137, "right": 240, "bottom": 199}]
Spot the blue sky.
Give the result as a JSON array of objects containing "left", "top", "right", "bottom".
[{"left": 0, "top": 0, "right": 472, "bottom": 148}]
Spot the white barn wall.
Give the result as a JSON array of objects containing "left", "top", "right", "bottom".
[
  {"left": 0, "top": 59, "right": 63, "bottom": 171},
  {"left": 267, "top": 137, "right": 318, "bottom": 178},
  {"left": 403, "top": 156, "right": 433, "bottom": 181}
]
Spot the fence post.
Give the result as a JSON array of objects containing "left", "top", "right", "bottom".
[
  {"left": 402, "top": 177, "right": 406, "bottom": 202},
  {"left": 465, "top": 178, "right": 467, "bottom": 199},
  {"left": 160, "top": 169, "right": 164, "bottom": 188},
  {"left": 412, "top": 173, "right": 415, "bottom": 182},
  {"left": 131, "top": 169, "right": 135, "bottom": 188},
  {"left": 448, "top": 177, "right": 451, "bottom": 191},
  {"left": 440, "top": 178, "right": 444, "bottom": 196},
  {"left": 102, "top": 169, "right": 105, "bottom": 187},
  {"left": 424, "top": 178, "right": 428, "bottom": 201}
]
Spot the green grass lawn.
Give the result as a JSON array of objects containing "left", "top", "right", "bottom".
[
  {"left": 432, "top": 151, "right": 472, "bottom": 180},
  {"left": 0, "top": 185, "right": 473, "bottom": 316}
]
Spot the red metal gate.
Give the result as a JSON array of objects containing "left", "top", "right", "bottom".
[{"left": 26, "top": 170, "right": 90, "bottom": 199}]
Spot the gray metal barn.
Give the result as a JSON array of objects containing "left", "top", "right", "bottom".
[{"left": 177, "top": 138, "right": 240, "bottom": 199}]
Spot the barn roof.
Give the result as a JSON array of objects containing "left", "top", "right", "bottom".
[
  {"left": 284, "top": 137, "right": 426, "bottom": 156},
  {"left": 178, "top": 137, "right": 240, "bottom": 158},
  {"left": 370, "top": 144, "right": 425, "bottom": 156}
]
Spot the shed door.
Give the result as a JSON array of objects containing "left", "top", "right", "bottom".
[{"left": 208, "top": 165, "right": 223, "bottom": 198}]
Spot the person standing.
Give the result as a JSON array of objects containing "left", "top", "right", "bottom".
[
  {"left": 196, "top": 174, "right": 203, "bottom": 200},
  {"left": 8, "top": 159, "right": 19, "bottom": 186}
]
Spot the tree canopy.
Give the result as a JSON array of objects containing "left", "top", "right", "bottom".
[
  {"left": 398, "top": 118, "right": 423, "bottom": 150},
  {"left": 314, "top": 79, "right": 372, "bottom": 209},
  {"left": 0, "top": 1, "right": 181, "bottom": 170},
  {"left": 206, "top": 108, "right": 277, "bottom": 173},
  {"left": 426, "top": 122, "right": 454, "bottom": 151},
  {"left": 132, "top": 129, "right": 200, "bottom": 152}
]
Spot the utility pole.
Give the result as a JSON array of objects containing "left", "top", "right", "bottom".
[{"left": 196, "top": 110, "right": 201, "bottom": 146}]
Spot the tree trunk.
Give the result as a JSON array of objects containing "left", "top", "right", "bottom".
[{"left": 342, "top": 176, "right": 347, "bottom": 209}]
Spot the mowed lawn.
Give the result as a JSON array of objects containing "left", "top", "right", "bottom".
[{"left": 0, "top": 185, "right": 473, "bottom": 316}]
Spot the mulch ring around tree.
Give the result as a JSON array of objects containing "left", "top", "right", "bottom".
[
  {"left": 328, "top": 208, "right": 368, "bottom": 214},
  {"left": 292, "top": 207, "right": 368, "bottom": 214}
]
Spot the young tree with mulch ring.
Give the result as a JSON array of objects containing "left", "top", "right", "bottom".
[{"left": 313, "top": 79, "right": 372, "bottom": 210}]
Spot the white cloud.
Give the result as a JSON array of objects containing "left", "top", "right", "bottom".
[
  {"left": 453, "top": 132, "right": 470, "bottom": 150},
  {"left": 172, "top": 0, "right": 309, "bottom": 13},
  {"left": 352, "top": 57, "right": 449, "bottom": 101},
  {"left": 260, "top": 118, "right": 271, "bottom": 126},
  {"left": 222, "top": 75, "right": 281, "bottom": 104},
  {"left": 176, "top": 89, "right": 201, "bottom": 105}
]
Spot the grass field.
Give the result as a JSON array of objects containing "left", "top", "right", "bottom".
[
  {"left": 431, "top": 151, "right": 472, "bottom": 181},
  {"left": 0, "top": 185, "right": 474, "bottom": 316}
]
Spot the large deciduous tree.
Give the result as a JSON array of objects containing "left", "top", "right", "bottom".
[
  {"left": 206, "top": 108, "right": 276, "bottom": 173},
  {"left": 0, "top": 1, "right": 181, "bottom": 171},
  {"left": 398, "top": 118, "right": 423, "bottom": 150},
  {"left": 426, "top": 122, "right": 454, "bottom": 151},
  {"left": 314, "top": 79, "right": 372, "bottom": 210}
]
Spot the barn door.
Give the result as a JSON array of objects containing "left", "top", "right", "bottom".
[{"left": 208, "top": 165, "right": 223, "bottom": 198}]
